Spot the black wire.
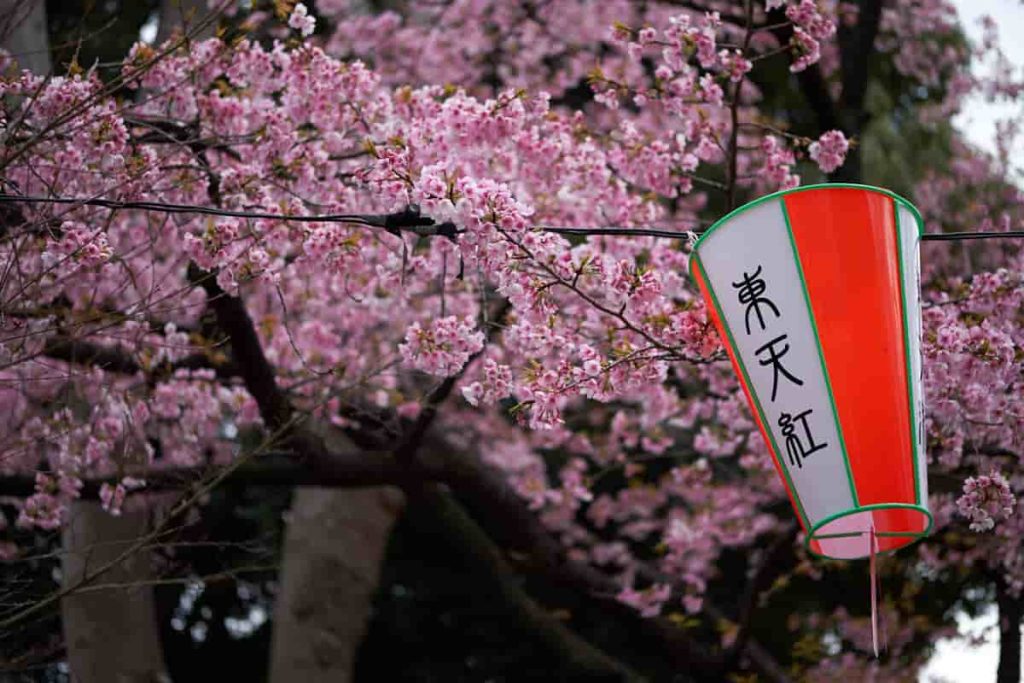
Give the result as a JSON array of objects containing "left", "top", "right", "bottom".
[
  {"left": 537, "top": 226, "right": 700, "bottom": 239},
  {"left": 0, "top": 194, "right": 459, "bottom": 238},
  {"left": 0, "top": 193, "right": 384, "bottom": 224},
  {"left": 919, "top": 231, "right": 1024, "bottom": 241},
  {"left": 2, "top": 194, "right": 1023, "bottom": 242}
]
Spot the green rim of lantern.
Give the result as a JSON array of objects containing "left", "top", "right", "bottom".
[
  {"left": 688, "top": 182, "right": 925, "bottom": 257},
  {"left": 803, "top": 502, "right": 935, "bottom": 561}
]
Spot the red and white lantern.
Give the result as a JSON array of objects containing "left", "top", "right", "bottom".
[{"left": 690, "top": 184, "right": 931, "bottom": 561}]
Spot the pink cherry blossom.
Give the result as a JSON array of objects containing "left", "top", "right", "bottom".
[
  {"left": 808, "top": 129, "right": 850, "bottom": 173},
  {"left": 289, "top": 3, "right": 316, "bottom": 37},
  {"left": 957, "top": 471, "right": 1016, "bottom": 532}
]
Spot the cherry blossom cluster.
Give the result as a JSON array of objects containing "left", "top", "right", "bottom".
[
  {"left": 956, "top": 471, "right": 1016, "bottom": 532},
  {"left": 399, "top": 316, "right": 485, "bottom": 377},
  {"left": 288, "top": 3, "right": 316, "bottom": 37},
  {"left": 784, "top": 0, "right": 836, "bottom": 72},
  {"left": 807, "top": 130, "right": 850, "bottom": 174}
]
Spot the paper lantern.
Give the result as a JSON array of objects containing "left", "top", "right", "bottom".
[{"left": 690, "top": 184, "right": 932, "bottom": 561}]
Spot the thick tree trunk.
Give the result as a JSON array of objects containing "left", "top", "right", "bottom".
[
  {"left": 0, "top": 0, "right": 51, "bottom": 75},
  {"left": 61, "top": 501, "right": 168, "bottom": 683},
  {"left": 268, "top": 486, "right": 404, "bottom": 683},
  {"left": 410, "top": 486, "right": 645, "bottom": 681},
  {"left": 997, "top": 578, "right": 1023, "bottom": 683}
]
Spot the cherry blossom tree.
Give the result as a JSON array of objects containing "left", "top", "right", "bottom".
[{"left": 0, "top": 0, "right": 1021, "bottom": 680}]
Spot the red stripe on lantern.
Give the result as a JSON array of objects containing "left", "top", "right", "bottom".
[{"left": 783, "top": 188, "right": 927, "bottom": 553}]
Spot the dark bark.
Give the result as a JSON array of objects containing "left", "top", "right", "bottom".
[
  {"left": 188, "top": 265, "right": 294, "bottom": 430},
  {"left": 727, "top": 523, "right": 800, "bottom": 664},
  {"left": 765, "top": 11, "right": 840, "bottom": 136},
  {"left": 997, "top": 577, "right": 1023, "bottom": 683},
  {"left": 837, "top": 0, "right": 884, "bottom": 123},
  {"left": 439, "top": 445, "right": 790, "bottom": 681},
  {"left": 831, "top": 0, "right": 884, "bottom": 182},
  {"left": 192, "top": 272, "right": 646, "bottom": 680},
  {"left": 40, "top": 336, "right": 239, "bottom": 380},
  {"left": 407, "top": 486, "right": 645, "bottom": 682},
  {"left": 0, "top": 451, "right": 427, "bottom": 498}
]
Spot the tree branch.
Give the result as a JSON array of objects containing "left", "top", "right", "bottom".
[
  {"left": 838, "top": 0, "right": 883, "bottom": 115},
  {"left": 727, "top": 0, "right": 755, "bottom": 211},
  {"left": 395, "top": 301, "right": 511, "bottom": 465},
  {"left": 726, "top": 522, "right": 800, "bottom": 666},
  {"left": 831, "top": 0, "right": 883, "bottom": 182},
  {"left": 0, "top": 451, "right": 427, "bottom": 499},
  {"left": 153, "top": 260, "right": 651, "bottom": 678},
  {"left": 87, "top": 159, "right": 787, "bottom": 679},
  {"left": 39, "top": 336, "right": 238, "bottom": 380},
  {"left": 187, "top": 264, "right": 293, "bottom": 430},
  {"left": 431, "top": 443, "right": 787, "bottom": 680}
]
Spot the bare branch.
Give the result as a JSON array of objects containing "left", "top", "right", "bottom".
[{"left": 39, "top": 336, "right": 238, "bottom": 380}]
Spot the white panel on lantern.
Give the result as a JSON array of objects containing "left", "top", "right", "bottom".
[
  {"left": 696, "top": 199, "right": 855, "bottom": 527},
  {"left": 898, "top": 204, "right": 928, "bottom": 505}
]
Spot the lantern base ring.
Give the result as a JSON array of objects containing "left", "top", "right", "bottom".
[{"left": 804, "top": 503, "right": 933, "bottom": 561}]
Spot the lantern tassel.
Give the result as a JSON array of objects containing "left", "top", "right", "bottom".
[{"left": 870, "top": 525, "right": 879, "bottom": 658}]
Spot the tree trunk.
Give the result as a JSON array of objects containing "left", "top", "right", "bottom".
[
  {"left": 410, "top": 485, "right": 645, "bottom": 681},
  {"left": 61, "top": 501, "right": 169, "bottom": 683},
  {"left": 268, "top": 486, "right": 404, "bottom": 683},
  {"left": 997, "top": 578, "right": 1023, "bottom": 683},
  {"left": 0, "top": 0, "right": 51, "bottom": 75}
]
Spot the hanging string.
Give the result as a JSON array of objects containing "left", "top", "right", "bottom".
[
  {"left": 869, "top": 526, "right": 880, "bottom": 658},
  {"left": 2, "top": 194, "right": 1024, "bottom": 242}
]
